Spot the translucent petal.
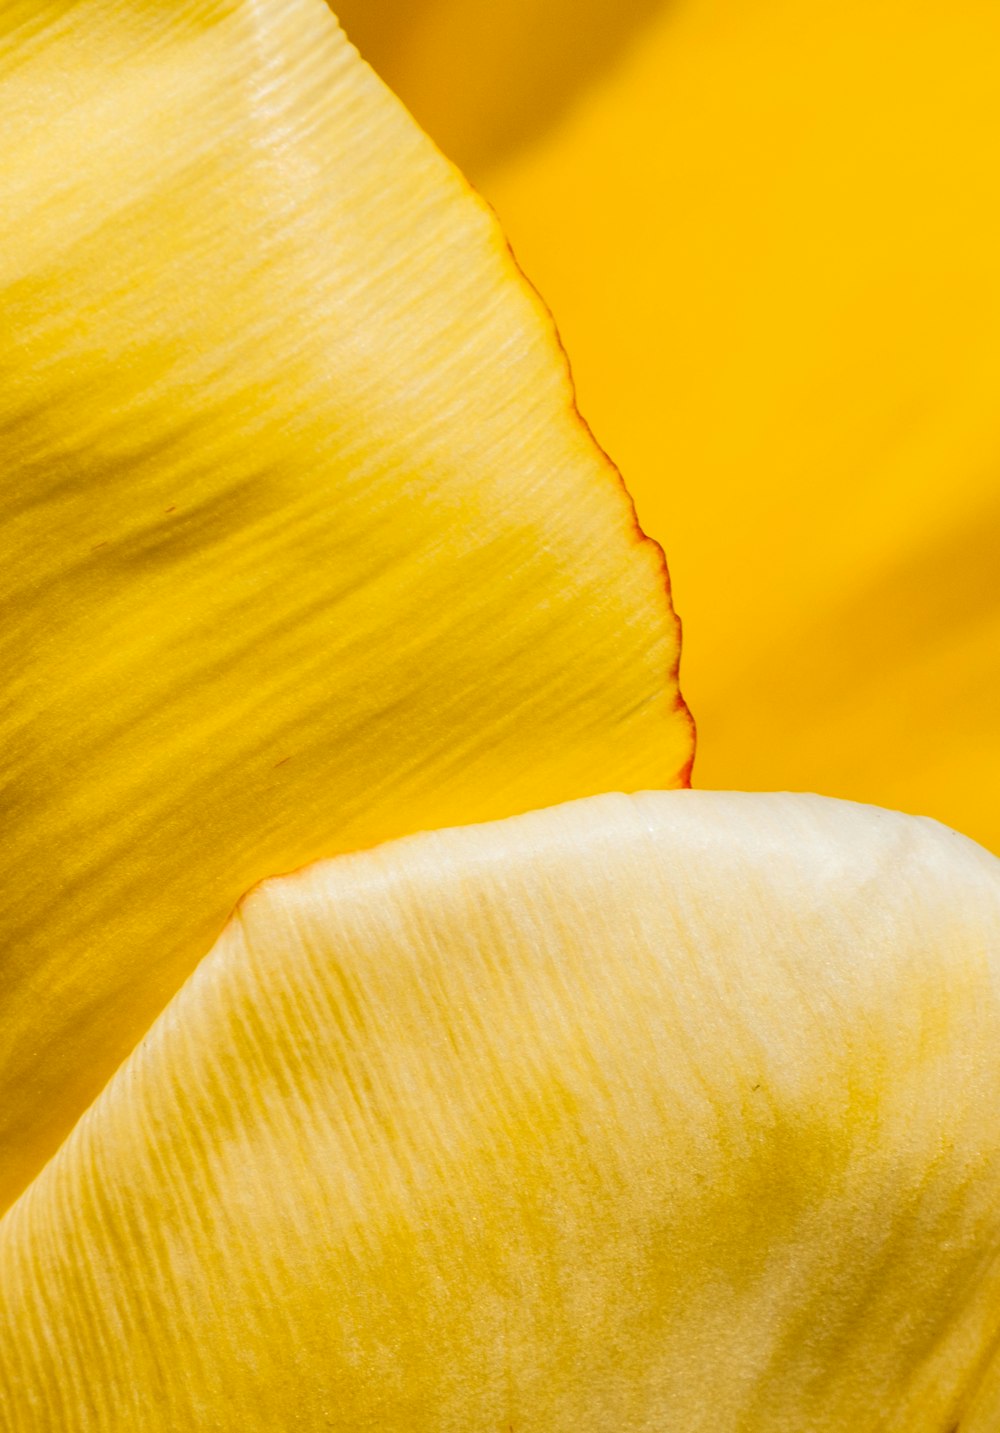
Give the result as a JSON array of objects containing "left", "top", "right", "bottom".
[
  {"left": 0, "top": 0, "right": 689, "bottom": 1211},
  {"left": 2, "top": 791, "right": 999, "bottom": 1429}
]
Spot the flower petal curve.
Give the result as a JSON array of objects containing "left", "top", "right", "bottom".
[
  {"left": 2, "top": 791, "right": 999, "bottom": 1430},
  {"left": 0, "top": 0, "right": 689, "bottom": 1212}
]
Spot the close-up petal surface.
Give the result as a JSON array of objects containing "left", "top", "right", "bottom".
[
  {"left": 0, "top": 0, "right": 690, "bottom": 1213},
  {"left": 2, "top": 792, "right": 999, "bottom": 1430},
  {"left": 4, "top": 4, "right": 999, "bottom": 1426},
  {"left": 357, "top": 0, "right": 1000, "bottom": 852}
]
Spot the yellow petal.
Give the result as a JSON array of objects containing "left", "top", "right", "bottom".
[
  {"left": 2, "top": 792, "right": 999, "bottom": 1429},
  {"left": 0, "top": 0, "right": 690, "bottom": 1213},
  {"left": 476, "top": 0, "right": 1000, "bottom": 853}
]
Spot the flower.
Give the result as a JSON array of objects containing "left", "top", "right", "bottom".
[
  {"left": 340, "top": 0, "right": 1000, "bottom": 856},
  {"left": 0, "top": 2, "right": 998, "bottom": 1429}
]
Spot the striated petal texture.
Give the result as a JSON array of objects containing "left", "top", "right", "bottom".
[
  {"left": 2, "top": 791, "right": 999, "bottom": 1430},
  {"left": 0, "top": 0, "right": 689, "bottom": 1210}
]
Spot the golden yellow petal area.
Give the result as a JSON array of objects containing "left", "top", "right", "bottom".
[
  {"left": 332, "top": 0, "right": 663, "bottom": 175},
  {"left": 476, "top": 0, "right": 1000, "bottom": 854},
  {"left": 2, "top": 791, "right": 999, "bottom": 1430},
  {"left": 0, "top": 0, "right": 690, "bottom": 1213}
]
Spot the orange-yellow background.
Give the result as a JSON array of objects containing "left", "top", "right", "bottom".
[{"left": 337, "top": 0, "right": 1000, "bottom": 854}]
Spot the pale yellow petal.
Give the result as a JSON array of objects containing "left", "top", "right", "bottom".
[
  {"left": 480, "top": 0, "right": 1000, "bottom": 852},
  {"left": 0, "top": 0, "right": 690, "bottom": 1212},
  {"left": 2, "top": 792, "right": 999, "bottom": 1429}
]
